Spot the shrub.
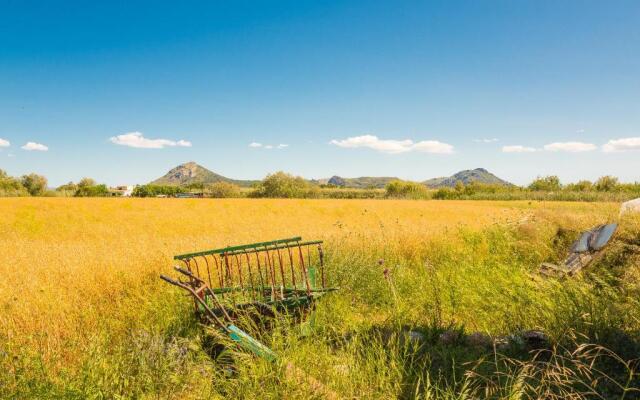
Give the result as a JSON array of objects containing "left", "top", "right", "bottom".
[
  {"left": 0, "top": 169, "right": 28, "bottom": 196},
  {"left": 251, "top": 171, "right": 312, "bottom": 198},
  {"left": 132, "top": 185, "right": 182, "bottom": 198},
  {"left": 565, "top": 180, "right": 593, "bottom": 192},
  {"left": 207, "top": 182, "right": 241, "bottom": 198},
  {"left": 385, "top": 180, "right": 429, "bottom": 199},
  {"left": 75, "top": 184, "right": 110, "bottom": 197},
  {"left": 21, "top": 173, "right": 48, "bottom": 196},
  {"left": 594, "top": 175, "right": 619, "bottom": 192},
  {"left": 528, "top": 175, "right": 561, "bottom": 191}
]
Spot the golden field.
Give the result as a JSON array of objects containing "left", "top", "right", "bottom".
[{"left": 2, "top": 198, "right": 637, "bottom": 399}]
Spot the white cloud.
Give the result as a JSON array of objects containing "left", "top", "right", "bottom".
[
  {"left": 248, "top": 142, "right": 288, "bottom": 150},
  {"left": 502, "top": 145, "right": 536, "bottom": 153},
  {"left": 330, "top": 135, "right": 454, "bottom": 154},
  {"left": 474, "top": 138, "right": 499, "bottom": 143},
  {"left": 0, "top": 138, "right": 9, "bottom": 147},
  {"left": 21, "top": 142, "right": 48, "bottom": 151},
  {"left": 576, "top": 129, "right": 585, "bottom": 133},
  {"left": 602, "top": 137, "right": 640, "bottom": 153},
  {"left": 8, "top": 153, "right": 15, "bottom": 158},
  {"left": 543, "top": 141, "right": 596, "bottom": 152},
  {"left": 109, "top": 132, "right": 192, "bottom": 149}
]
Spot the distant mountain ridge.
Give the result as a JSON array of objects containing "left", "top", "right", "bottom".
[
  {"left": 150, "top": 162, "right": 257, "bottom": 187},
  {"left": 151, "top": 163, "right": 511, "bottom": 189},
  {"left": 423, "top": 168, "right": 512, "bottom": 188}
]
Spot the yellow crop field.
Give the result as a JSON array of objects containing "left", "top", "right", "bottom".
[{"left": 1, "top": 198, "right": 637, "bottom": 399}]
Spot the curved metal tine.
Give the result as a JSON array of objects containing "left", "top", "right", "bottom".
[
  {"left": 264, "top": 249, "right": 276, "bottom": 301},
  {"left": 192, "top": 257, "right": 202, "bottom": 282},
  {"left": 201, "top": 255, "right": 213, "bottom": 289},
  {"left": 243, "top": 249, "right": 256, "bottom": 302},
  {"left": 286, "top": 245, "right": 297, "bottom": 291},
  {"left": 318, "top": 244, "right": 326, "bottom": 289},
  {"left": 254, "top": 251, "right": 266, "bottom": 299},
  {"left": 222, "top": 253, "right": 237, "bottom": 307},
  {"left": 297, "top": 241, "right": 312, "bottom": 296},
  {"left": 233, "top": 253, "right": 246, "bottom": 303},
  {"left": 212, "top": 255, "right": 224, "bottom": 297},
  {"left": 274, "top": 244, "right": 287, "bottom": 299}
]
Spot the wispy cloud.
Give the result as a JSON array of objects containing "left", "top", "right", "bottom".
[
  {"left": 543, "top": 142, "right": 596, "bottom": 152},
  {"left": 330, "top": 135, "right": 454, "bottom": 154},
  {"left": 0, "top": 138, "right": 9, "bottom": 147},
  {"left": 110, "top": 132, "right": 192, "bottom": 149},
  {"left": 502, "top": 145, "right": 536, "bottom": 153},
  {"left": 248, "top": 142, "right": 289, "bottom": 150},
  {"left": 602, "top": 137, "right": 640, "bottom": 153},
  {"left": 474, "top": 138, "right": 499, "bottom": 143},
  {"left": 21, "top": 142, "right": 48, "bottom": 151}
]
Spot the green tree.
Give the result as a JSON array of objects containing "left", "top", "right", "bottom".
[
  {"left": 565, "top": 180, "right": 593, "bottom": 192},
  {"left": 0, "top": 169, "right": 27, "bottom": 196},
  {"left": 57, "top": 181, "right": 78, "bottom": 192},
  {"left": 21, "top": 173, "right": 48, "bottom": 196},
  {"left": 528, "top": 176, "right": 561, "bottom": 191},
  {"left": 75, "top": 184, "right": 109, "bottom": 197},
  {"left": 594, "top": 176, "right": 619, "bottom": 192},
  {"left": 385, "top": 180, "right": 429, "bottom": 199},
  {"left": 77, "top": 177, "right": 97, "bottom": 188},
  {"left": 252, "top": 171, "right": 311, "bottom": 198},
  {"left": 208, "top": 182, "right": 241, "bottom": 198}
]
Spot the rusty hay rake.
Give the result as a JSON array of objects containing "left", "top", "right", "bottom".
[{"left": 160, "top": 236, "right": 337, "bottom": 360}]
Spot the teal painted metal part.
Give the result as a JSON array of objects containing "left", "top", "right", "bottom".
[
  {"left": 227, "top": 324, "right": 277, "bottom": 362},
  {"left": 175, "top": 236, "right": 323, "bottom": 260}
]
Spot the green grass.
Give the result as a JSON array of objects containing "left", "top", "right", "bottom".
[{"left": 2, "top": 212, "right": 639, "bottom": 399}]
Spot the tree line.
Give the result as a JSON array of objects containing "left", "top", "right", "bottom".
[{"left": 2, "top": 169, "right": 639, "bottom": 201}]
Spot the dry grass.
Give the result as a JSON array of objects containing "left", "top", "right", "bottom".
[{"left": 1, "top": 198, "right": 634, "bottom": 399}]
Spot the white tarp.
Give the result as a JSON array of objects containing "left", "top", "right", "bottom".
[{"left": 620, "top": 198, "right": 640, "bottom": 214}]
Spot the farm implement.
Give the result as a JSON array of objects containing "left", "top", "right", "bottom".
[
  {"left": 160, "top": 236, "right": 337, "bottom": 362},
  {"left": 540, "top": 223, "right": 618, "bottom": 277}
]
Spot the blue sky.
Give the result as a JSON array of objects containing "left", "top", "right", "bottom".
[{"left": 1, "top": 0, "right": 639, "bottom": 186}]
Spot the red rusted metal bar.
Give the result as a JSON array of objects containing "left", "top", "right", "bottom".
[
  {"left": 297, "top": 242, "right": 312, "bottom": 296},
  {"left": 286, "top": 245, "right": 297, "bottom": 290}
]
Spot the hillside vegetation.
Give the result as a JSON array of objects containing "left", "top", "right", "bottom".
[{"left": 1, "top": 198, "right": 638, "bottom": 398}]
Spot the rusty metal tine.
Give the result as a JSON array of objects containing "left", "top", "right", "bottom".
[
  {"left": 223, "top": 253, "right": 237, "bottom": 307},
  {"left": 297, "top": 242, "right": 312, "bottom": 296},
  {"left": 255, "top": 252, "right": 265, "bottom": 297},
  {"left": 212, "top": 255, "right": 224, "bottom": 296},
  {"left": 274, "top": 244, "right": 287, "bottom": 295},
  {"left": 201, "top": 255, "right": 213, "bottom": 289},
  {"left": 233, "top": 254, "right": 245, "bottom": 302},
  {"left": 243, "top": 250, "right": 256, "bottom": 302},
  {"left": 265, "top": 250, "right": 276, "bottom": 301},
  {"left": 286, "top": 245, "right": 297, "bottom": 290},
  {"left": 318, "top": 244, "right": 325, "bottom": 289},
  {"left": 192, "top": 257, "right": 202, "bottom": 281}
]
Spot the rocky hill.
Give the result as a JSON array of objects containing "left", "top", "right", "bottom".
[
  {"left": 150, "top": 162, "right": 257, "bottom": 187},
  {"left": 423, "top": 168, "right": 511, "bottom": 188}
]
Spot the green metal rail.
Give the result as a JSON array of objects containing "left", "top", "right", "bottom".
[{"left": 174, "top": 238, "right": 324, "bottom": 260}]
